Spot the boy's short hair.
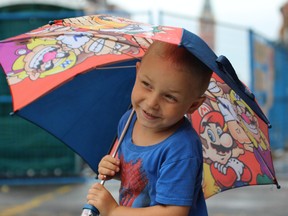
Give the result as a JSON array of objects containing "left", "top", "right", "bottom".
[{"left": 142, "top": 41, "right": 213, "bottom": 97}]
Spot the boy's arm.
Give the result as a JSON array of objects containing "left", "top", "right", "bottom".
[{"left": 87, "top": 183, "right": 190, "bottom": 216}]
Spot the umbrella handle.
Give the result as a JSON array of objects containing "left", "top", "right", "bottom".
[
  {"left": 80, "top": 109, "right": 135, "bottom": 216},
  {"left": 81, "top": 204, "right": 100, "bottom": 216}
]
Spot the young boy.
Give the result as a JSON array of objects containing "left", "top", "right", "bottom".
[{"left": 86, "top": 41, "right": 212, "bottom": 216}]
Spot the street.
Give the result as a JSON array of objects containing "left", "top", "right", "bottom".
[
  {"left": 0, "top": 153, "right": 287, "bottom": 216},
  {"left": 0, "top": 177, "right": 287, "bottom": 216}
]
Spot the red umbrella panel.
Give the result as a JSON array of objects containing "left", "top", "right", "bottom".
[
  {"left": 189, "top": 73, "right": 278, "bottom": 199},
  {"left": 0, "top": 15, "right": 182, "bottom": 112}
]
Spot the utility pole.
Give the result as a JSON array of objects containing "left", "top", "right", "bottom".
[{"left": 199, "top": 0, "right": 215, "bottom": 50}]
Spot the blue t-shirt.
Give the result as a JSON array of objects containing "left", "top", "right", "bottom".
[{"left": 117, "top": 110, "right": 207, "bottom": 216}]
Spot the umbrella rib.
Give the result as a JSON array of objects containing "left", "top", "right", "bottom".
[
  {"left": 132, "top": 36, "right": 150, "bottom": 53},
  {"left": 96, "top": 65, "right": 136, "bottom": 70},
  {"left": 253, "top": 147, "right": 281, "bottom": 188},
  {"left": 143, "top": 37, "right": 153, "bottom": 46}
]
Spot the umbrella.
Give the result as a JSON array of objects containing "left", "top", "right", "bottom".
[
  {"left": 0, "top": 14, "right": 279, "bottom": 202},
  {"left": 189, "top": 72, "right": 280, "bottom": 198}
]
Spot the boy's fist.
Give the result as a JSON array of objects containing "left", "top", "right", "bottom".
[{"left": 98, "top": 155, "right": 120, "bottom": 180}]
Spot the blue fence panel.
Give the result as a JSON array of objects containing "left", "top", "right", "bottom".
[
  {"left": 250, "top": 30, "right": 288, "bottom": 150},
  {"left": 272, "top": 45, "right": 288, "bottom": 149}
]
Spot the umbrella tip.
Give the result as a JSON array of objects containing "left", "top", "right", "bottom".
[{"left": 275, "top": 179, "right": 281, "bottom": 189}]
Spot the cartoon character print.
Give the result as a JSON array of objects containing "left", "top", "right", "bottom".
[
  {"left": 56, "top": 32, "right": 92, "bottom": 55},
  {"left": 194, "top": 75, "right": 274, "bottom": 198},
  {"left": 192, "top": 103, "right": 252, "bottom": 197},
  {"left": 64, "top": 15, "right": 157, "bottom": 34},
  {"left": 61, "top": 15, "right": 132, "bottom": 31},
  {"left": 56, "top": 32, "right": 143, "bottom": 68},
  {"left": 206, "top": 77, "right": 265, "bottom": 185},
  {"left": 6, "top": 25, "right": 88, "bottom": 85},
  {"left": 63, "top": 14, "right": 168, "bottom": 40},
  {"left": 82, "top": 34, "right": 141, "bottom": 56},
  {"left": 5, "top": 14, "right": 176, "bottom": 86},
  {"left": 206, "top": 77, "right": 254, "bottom": 152},
  {"left": 7, "top": 28, "right": 142, "bottom": 84},
  {"left": 26, "top": 25, "right": 72, "bottom": 37},
  {"left": 230, "top": 90, "right": 270, "bottom": 151},
  {"left": 7, "top": 38, "right": 76, "bottom": 85},
  {"left": 229, "top": 90, "right": 274, "bottom": 181},
  {"left": 119, "top": 155, "right": 150, "bottom": 207}
]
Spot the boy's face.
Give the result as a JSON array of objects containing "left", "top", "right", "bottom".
[{"left": 131, "top": 52, "right": 205, "bottom": 133}]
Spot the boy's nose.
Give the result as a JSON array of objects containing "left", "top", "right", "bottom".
[{"left": 146, "top": 93, "right": 160, "bottom": 110}]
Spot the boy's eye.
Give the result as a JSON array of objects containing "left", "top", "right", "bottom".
[
  {"left": 141, "top": 81, "right": 151, "bottom": 89},
  {"left": 164, "top": 94, "right": 177, "bottom": 102}
]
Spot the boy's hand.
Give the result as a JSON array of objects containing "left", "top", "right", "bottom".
[
  {"left": 98, "top": 155, "right": 120, "bottom": 180},
  {"left": 87, "top": 183, "right": 118, "bottom": 216},
  {"left": 86, "top": 183, "right": 191, "bottom": 216}
]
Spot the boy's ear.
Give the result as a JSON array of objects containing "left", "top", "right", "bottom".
[
  {"left": 187, "top": 96, "right": 206, "bottom": 114},
  {"left": 136, "top": 61, "right": 141, "bottom": 73}
]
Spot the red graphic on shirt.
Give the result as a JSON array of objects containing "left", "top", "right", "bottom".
[{"left": 120, "top": 155, "right": 149, "bottom": 206}]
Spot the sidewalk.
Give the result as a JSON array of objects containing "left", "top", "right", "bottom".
[{"left": 273, "top": 149, "right": 288, "bottom": 180}]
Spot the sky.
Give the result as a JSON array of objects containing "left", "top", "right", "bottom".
[
  {"left": 108, "top": 0, "right": 287, "bottom": 86},
  {"left": 108, "top": 0, "right": 286, "bottom": 41}
]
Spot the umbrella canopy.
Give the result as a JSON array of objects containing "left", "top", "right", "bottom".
[
  {"left": 0, "top": 14, "right": 279, "bottom": 198},
  {"left": 189, "top": 73, "right": 278, "bottom": 198}
]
